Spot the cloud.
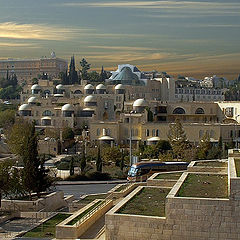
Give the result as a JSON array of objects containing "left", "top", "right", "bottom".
[
  {"left": 63, "top": 1, "right": 240, "bottom": 10},
  {"left": 0, "top": 22, "right": 89, "bottom": 40},
  {"left": 88, "top": 45, "right": 158, "bottom": 51},
  {"left": 0, "top": 42, "right": 39, "bottom": 48}
]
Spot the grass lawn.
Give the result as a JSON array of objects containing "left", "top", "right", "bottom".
[
  {"left": 24, "top": 213, "right": 71, "bottom": 238},
  {"left": 155, "top": 172, "right": 183, "bottom": 180},
  {"left": 195, "top": 161, "right": 227, "bottom": 167},
  {"left": 177, "top": 174, "right": 228, "bottom": 198},
  {"left": 118, "top": 187, "right": 170, "bottom": 217},
  {"left": 67, "top": 200, "right": 103, "bottom": 225},
  {"left": 78, "top": 193, "right": 109, "bottom": 204},
  {"left": 234, "top": 160, "right": 240, "bottom": 177}
]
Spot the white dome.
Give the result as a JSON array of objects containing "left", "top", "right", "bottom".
[
  {"left": 31, "top": 84, "right": 41, "bottom": 90},
  {"left": 27, "top": 96, "right": 38, "bottom": 103},
  {"left": 115, "top": 84, "right": 124, "bottom": 90},
  {"left": 133, "top": 98, "right": 147, "bottom": 107},
  {"left": 96, "top": 84, "right": 106, "bottom": 90},
  {"left": 19, "top": 104, "right": 31, "bottom": 111},
  {"left": 54, "top": 94, "right": 64, "bottom": 97},
  {"left": 84, "top": 95, "right": 97, "bottom": 103},
  {"left": 61, "top": 104, "right": 74, "bottom": 111},
  {"left": 56, "top": 84, "right": 65, "bottom": 90},
  {"left": 84, "top": 84, "right": 94, "bottom": 90}
]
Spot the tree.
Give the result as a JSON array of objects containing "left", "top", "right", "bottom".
[
  {"left": 7, "top": 121, "right": 52, "bottom": 199},
  {"left": 0, "top": 109, "right": 16, "bottom": 128},
  {"left": 69, "top": 56, "right": 79, "bottom": 84},
  {"left": 88, "top": 71, "right": 100, "bottom": 82},
  {"left": 69, "top": 156, "right": 74, "bottom": 176},
  {"left": 120, "top": 150, "right": 125, "bottom": 171},
  {"left": 197, "top": 133, "right": 211, "bottom": 159},
  {"left": 100, "top": 66, "right": 108, "bottom": 82},
  {"left": 80, "top": 147, "right": 86, "bottom": 173},
  {"left": 101, "top": 146, "right": 121, "bottom": 166},
  {"left": 168, "top": 119, "right": 190, "bottom": 160},
  {"left": 80, "top": 58, "right": 91, "bottom": 80},
  {"left": 31, "top": 78, "right": 38, "bottom": 85},
  {"left": 96, "top": 146, "right": 102, "bottom": 172},
  {"left": 0, "top": 162, "right": 12, "bottom": 208},
  {"left": 62, "top": 127, "right": 74, "bottom": 141}
]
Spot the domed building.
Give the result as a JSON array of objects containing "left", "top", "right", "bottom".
[
  {"left": 31, "top": 84, "right": 41, "bottom": 94},
  {"left": 27, "top": 96, "right": 38, "bottom": 105},
  {"left": 84, "top": 84, "right": 94, "bottom": 94},
  {"left": 61, "top": 104, "right": 74, "bottom": 117},
  {"left": 115, "top": 84, "right": 125, "bottom": 94},
  {"left": 84, "top": 95, "right": 97, "bottom": 107},
  {"left": 19, "top": 104, "right": 32, "bottom": 116},
  {"left": 133, "top": 98, "right": 147, "bottom": 113},
  {"left": 96, "top": 84, "right": 106, "bottom": 94},
  {"left": 56, "top": 84, "right": 65, "bottom": 94}
]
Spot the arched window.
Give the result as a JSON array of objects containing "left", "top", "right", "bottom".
[
  {"left": 44, "top": 90, "right": 51, "bottom": 96},
  {"left": 156, "top": 129, "right": 159, "bottom": 137},
  {"left": 195, "top": 108, "right": 205, "bottom": 114},
  {"left": 152, "top": 129, "right": 156, "bottom": 137},
  {"left": 97, "top": 128, "right": 100, "bottom": 136},
  {"left": 173, "top": 107, "right": 185, "bottom": 114},
  {"left": 146, "top": 129, "right": 150, "bottom": 137},
  {"left": 74, "top": 90, "right": 82, "bottom": 94},
  {"left": 42, "top": 110, "right": 52, "bottom": 116}
]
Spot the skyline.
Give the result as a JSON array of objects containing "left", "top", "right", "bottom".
[{"left": 0, "top": 0, "right": 240, "bottom": 79}]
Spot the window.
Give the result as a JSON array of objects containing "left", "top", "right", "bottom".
[
  {"left": 146, "top": 129, "right": 150, "bottom": 137},
  {"left": 152, "top": 129, "right": 156, "bottom": 137},
  {"left": 195, "top": 108, "right": 205, "bottom": 114},
  {"left": 173, "top": 107, "right": 185, "bottom": 114},
  {"left": 156, "top": 129, "right": 159, "bottom": 137},
  {"left": 42, "top": 110, "right": 52, "bottom": 116},
  {"left": 97, "top": 128, "right": 100, "bottom": 136}
]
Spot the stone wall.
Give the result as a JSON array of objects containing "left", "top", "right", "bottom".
[
  {"left": 106, "top": 171, "right": 240, "bottom": 240},
  {"left": 1, "top": 191, "right": 71, "bottom": 212}
]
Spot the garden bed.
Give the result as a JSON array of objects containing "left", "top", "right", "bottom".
[
  {"left": 177, "top": 174, "right": 228, "bottom": 198},
  {"left": 67, "top": 200, "right": 103, "bottom": 225},
  {"left": 195, "top": 161, "right": 227, "bottom": 168},
  {"left": 23, "top": 213, "right": 71, "bottom": 238},
  {"left": 155, "top": 172, "right": 183, "bottom": 180},
  {"left": 117, "top": 187, "right": 170, "bottom": 217},
  {"left": 78, "top": 193, "right": 109, "bottom": 204}
]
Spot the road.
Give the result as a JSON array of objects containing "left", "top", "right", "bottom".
[{"left": 56, "top": 183, "right": 118, "bottom": 199}]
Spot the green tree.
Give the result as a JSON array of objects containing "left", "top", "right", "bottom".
[
  {"left": 0, "top": 109, "right": 16, "bottom": 128},
  {"left": 80, "top": 58, "right": 91, "bottom": 80},
  {"left": 69, "top": 156, "right": 74, "bottom": 176},
  {"left": 99, "top": 66, "right": 108, "bottom": 82},
  {"left": 88, "top": 71, "right": 100, "bottom": 82},
  {"left": 197, "top": 133, "right": 211, "bottom": 159},
  {"left": 96, "top": 146, "right": 102, "bottom": 172},
  {"left": 168, "top": 119, "right": 190, "bottom": 160},
  {"left": 101, "top": 146, "right": 121, "bottom": 166},
  {"left": 120, "top": 150, "right": 125, "bottom": 171},
  {"left": 62, "top": 127, "right": 74, "bottom": 141},
  {"left": 0, "top": 162, "right": 12, "bottom": 207},
  {"left": 80, "top": 147, "right": 87, "bottom": 173}
]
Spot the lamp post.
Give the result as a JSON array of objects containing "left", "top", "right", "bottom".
[
  {"left": 129, "top": 110, "right": 134, "bottom": 167},
  {"left": 235, "top": 115, "right": 240, "bottom": 149}
]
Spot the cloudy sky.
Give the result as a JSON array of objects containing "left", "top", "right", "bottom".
[{"left": 0, "top": 0, "right": 239, "bottom": 79}]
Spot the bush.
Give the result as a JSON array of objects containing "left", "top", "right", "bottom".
[
  {"left": 88, "top": 171, "right": 111, "bottom": 181},
  {"left": 65, "top": 174, "right": 89, "bottom": 181}
]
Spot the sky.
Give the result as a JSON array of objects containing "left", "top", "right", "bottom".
[{"left": 0, "top": 0, "right": 239, "bottom": 79}]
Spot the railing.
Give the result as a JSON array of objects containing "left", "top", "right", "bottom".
[{"left": 75, "top": 199, "right": 111, "bottom": 227}]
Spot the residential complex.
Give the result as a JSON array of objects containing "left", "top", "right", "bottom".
[{"left": 17, "top": 64, "right": 239, "bottom": 151}]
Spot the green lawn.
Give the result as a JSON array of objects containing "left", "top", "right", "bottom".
[
  {"left": 118, "top": 187, "right": 170, "bottom": 217},
  {"left": 234, "top": 160, "right": 240, "bottom": 177},
  {"left": 78, "top": 193, "right": 109, "bottom": 204},
  {"left": 195, "top": 161, "right": 227, "bottom": 167},
  {"left": 24, "top": 213, "right": 71, "bottom": 238},
  {"left": 67, "top": 200, "right": 103, "bottom": 225},
  {"left": 155, "top": 172, "right": 183, "bottom": 180},
  {"left": 177, "top": 174, "right": 228, "bottom": 198}
]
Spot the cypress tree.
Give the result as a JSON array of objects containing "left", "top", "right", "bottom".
[
  {"left": 96, "top": 146, "right": 102, "bottom": 172},
  {"left": 80, "top": 146, "right": 86, "bottom": 173}
]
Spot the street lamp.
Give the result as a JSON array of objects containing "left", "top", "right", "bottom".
[
  {"left": 129, "top": 110, "right": 135, "bottom": 167},
  {"left": 235, "top": 115, "right": 240, "bottom": 149}
]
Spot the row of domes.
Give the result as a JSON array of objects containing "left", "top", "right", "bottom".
[{"left": 31, "top": 83, "right": 125, "bottom": 91}]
